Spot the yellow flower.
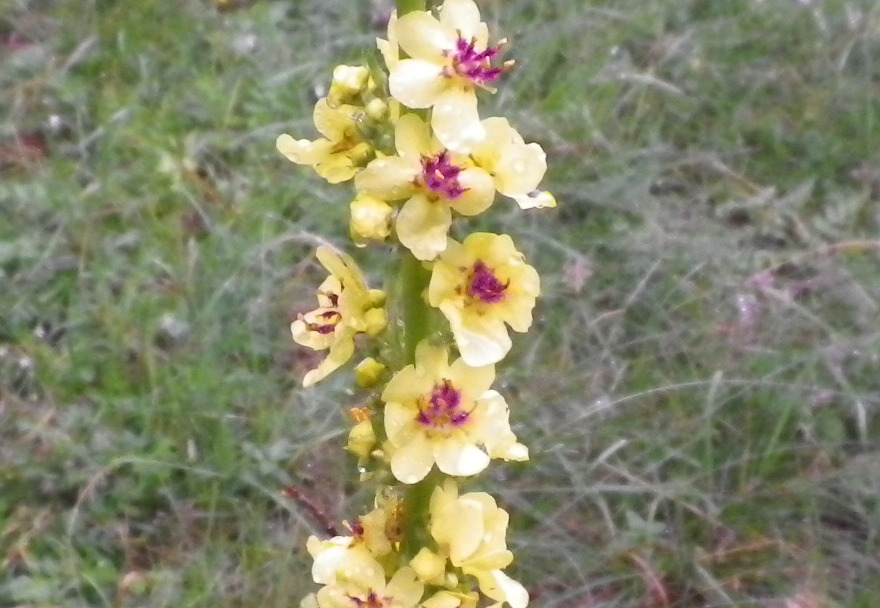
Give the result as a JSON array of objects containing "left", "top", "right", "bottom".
[
  {"left": 470, "top": 117, "right": 555, "bottom": 210},
  {"left": 381, "top": 341, "right": 527, "bottom": 485},
  {"left": 428, "top": 480, "right": 528, "bottom": 608},
  {"left": 291, "top": 246, "right": 386, "bottom": 387},
  {"left": 385, "top": 0, "right": 511, "bottom": 152},
  {"left": 355, "top": 113, "right": 495, "bottom": 261},
  {"left": 350, "top": 491, "right": 402, "bottom": 557},
  {"left": 276, "top": 98, "right": 372, "bottom": 184},
  {"left": 428, "top": 233, "right": 539, "bottom": 366},
  {"left": 308, "top": 536, "right": 424, "bottom": 608}
]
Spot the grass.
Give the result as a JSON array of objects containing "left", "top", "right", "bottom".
[{"left": 2, "top": 0, "right": 879, "bottom": 606}]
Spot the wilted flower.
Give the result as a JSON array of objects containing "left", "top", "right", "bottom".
[
  {"left": 276, "top": 97, "right": 372, "bottom": 184},
  {"left": 291, "top": 246, "right": 386, "bottom": 386}
]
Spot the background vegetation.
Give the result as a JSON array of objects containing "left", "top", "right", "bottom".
[{"left": 2, "top": 0, "right": 879, "bottom": 606}]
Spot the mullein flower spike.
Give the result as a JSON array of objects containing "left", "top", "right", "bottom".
[{"left": 281, "top": 1, "right": 555, "bottom": 607}]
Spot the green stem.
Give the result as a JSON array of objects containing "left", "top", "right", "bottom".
[
  {"left": 394, "top": 0, "right": 436, "bottom": 564},
  {"left": 396, "top": 0, "right": 426, "bottom": 15},
  {"left": 396, "top": 251, "right": 433, "bottom": 558},
  {"left": 398, "top": 250, "right": 431, "bottom": 363}
]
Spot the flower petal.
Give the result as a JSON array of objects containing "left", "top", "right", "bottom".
[
  {"left": 472, "top": 570, "right": 529, "bottom": 608},
  {"left": 276, "top": 134, "right": 334, "bottom": 166},
  {"left": 391, "top": 432, "right": 435, "bottom": 484},
  {"left": 395, "top": 113, "right": 437, "bottom": 158},
  {"left": 434, "top": 441, "right": 490, "bottom": 477},
  {"left": 451, "top": 167, "right": 495, "bottom": 216},
  {"left": 442, "top": 303, "right": 511, "bottom": 366},
  {"left": 431, "top": 87, "right": 485, "bottom": 153},
  {"left": 494, "top": 142, "right": 547, "bottom": 198},
  {"left": 439, "top": 0, "right": 487, "bottom": 45},
  {"left": 355, "top": 156, "right": 419, "bottom": 200},
  {"left": 385, "top": 401, "right": 418, "bottom": 445},
  {"left": 396, "top": 11, "right": 454, "bottom": 60},
  {"left": 390, "top": 59, "right": 448, "bottom": 109},
  {"left": 396, "top": 195, "right": 452, "bottom": 261}
]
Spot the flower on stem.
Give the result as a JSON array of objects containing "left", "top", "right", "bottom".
[
  {"left": 385, "top": 0, "right": 512, "bottom": 153},
  {"left": 355, "top": 113, "right": 495, "bottom": 260},
  {"left": 428, "top": 480, "right": 528, "bottom": 608},
  {"left": 308, "top": 536, "right": 424, "bottom": 608},
  {"left": 292, "top": 246, "right": 386, "bottom": 387},
  {"left": 381, "top": 341, "right": 527, "bottom": 485},
  {"left": 428, "top": 233, "right": 539, "bottom": 366},
  {"left": 470, "top": 117, "right": 555, "bottom": 210},
  {"left": 276, "top": 97, "right": 372, "bottom": 184}
]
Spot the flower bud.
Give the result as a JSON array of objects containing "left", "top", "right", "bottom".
[
  {"left": 347, "top": 419, "right": 376, "bottom": 460},
  {"left": 350, "top": 194, "right": 393, "bottom": 243},
  {"left": 328, "top": 64, "right": 369, "bottom": 106},
  {"left": 354, "top": 357, "right": 386, "bottom": 388}
]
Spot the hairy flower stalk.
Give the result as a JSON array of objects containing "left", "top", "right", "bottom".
[{"left": 279, "top": 1, "right": 554, "bottom": 607}]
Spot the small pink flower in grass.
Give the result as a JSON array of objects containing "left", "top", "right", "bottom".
[
  {"left": 428, "top": 233, "right": 539, "bottom": 366},
  {"left": 355, "top": 113, "right": 495, "bottom": 260},
  {"left": 382, "top": 341, "right": 528, "bottom": 485},
  {"left": 385, "top": 0, "right": 513, "bottom": 152}
]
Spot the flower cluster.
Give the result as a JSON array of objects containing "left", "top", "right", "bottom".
[{"left": 278, "top": 1, "right": 555, "bottom": 607}]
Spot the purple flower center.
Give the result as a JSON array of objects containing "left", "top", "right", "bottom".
[
  {"left": 421, "top": 151, "right": 466, "bottom": 199},
  {"left": 445, "top": 36, "right": 505, "bottom": 85},
  {"left": 467, "top": 261, "right": 508, "bottom": 304},
  {"left": 348, "top": 591, "right": 387, "bottom": 608},
  {"left": 305, "top": 309, "right": 342, "bottom": 334},
  {"left": 417, "top": 379, "right": 470, "bottom": 428}
]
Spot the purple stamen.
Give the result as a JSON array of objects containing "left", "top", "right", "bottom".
[
  {"left": 417, "top": 379, "right": 470, "bottom": 428},
  {"left": 450, "top": 36, "right": 506, "bottom": 85},
  {"left": 421, "top": 151, "right": 467, "bottom": 199},
  {"left": 467, "top": 261, "right": 508, "bottom": 304}
]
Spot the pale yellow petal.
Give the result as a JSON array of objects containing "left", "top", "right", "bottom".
[
  {"left": 391, "top": 432, "right": 435, "bottom": 484},
  {"left": 445, "top": 498, "right": 485, "bottom": 563},
  {"left": 276, "top": 133, "right": 334, "bottom": 166},
  {"left": 382, "top": 364, "right": 427, "bottom": 404},
  {"left": 386, "top": 567, "right": 424, "bottom": 608},
  {"left": 451, "top": 167, "right": 495, "bottom": 216},
  {"left": 448, "top": 357, "right": 495, "bottom": 398},
  {"left": 439, "top": 0, "right": 488, "bottom": 46},
  {"left": 512, "top": 190, "right": 557, "bottom": 209},
  {"left": 396, "top": 11, "right": 454, "bottom": 60},
  {"left": 442, "top": 304, "right": 511, "bottom": 367},
  {"left": 385, "top": 401, "right": 418, "bottom": 445},
  {"left": 355, "top": 156, "right": 419, "bottom": 200},
  {"left": 390, "top": 59, "right": 448, "bottom": 109},
  {"left": 434, "top": 441, "right": 490, "bottom": 477},
  {"left": 396, "top": 195, "right": 452, "bottom": 261},
  {"left": 303, "top": 330, "right": 355, "bottom": 387},
  {"left": 494, "top": 142, "right": 546, "bottom": 198},
  {"left": 472, "top": 570, "right": 529, "bottom": 608},
  {"left": 414, "top": 341, "right": 450, "bottom": 377},
  {"left": 395, "top": 113, "right": 437, "bottom": 158},
  {"left": 431, "top": 87, "right": 484, "bottom": 153}
]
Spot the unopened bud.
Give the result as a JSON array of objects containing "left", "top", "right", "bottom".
[
  {"left": 354, "top": 357, "right": 386, "bottom": 388},
  {"left": 350, "top": 194, "right": 393, "bottom": 242}
]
